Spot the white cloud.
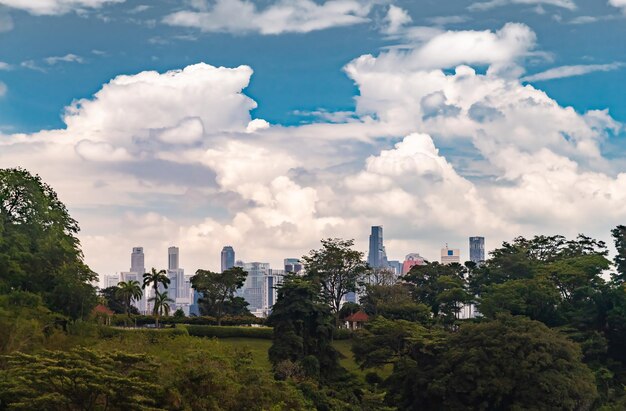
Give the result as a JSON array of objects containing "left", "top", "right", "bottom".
[
  {"left": 0, "top": 0, "right": 125, "bottom": 15},
  {"left": 163, "top": 0, "right": 377, "bottom": 35},
  {"left": 0, "top": 82, "right": 6, "bottom": 96},
  {"left": 346, "top": 23, "right": 536, "bottom": 72},
  {"left": 0, "top": 23, "right": 624, "bottom": 283},
  {"left": 382, "top": 5, "right": 412, "bottom": 35},
  {"left": 609, "top": 0, "right": 626, "bottom": 12},
  {"left": 522, "top": 63, "right": 623, "bottom": 82},
  {"left": 468, "top": 0, "right": 576, "bottom": 11},
  {"left": 44, "top": 54, "right": 84, "bottom": 65},
  {"left": 0, "top": 62, "right": 11, "bottom": 70}
]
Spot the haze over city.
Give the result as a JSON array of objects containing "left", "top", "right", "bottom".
[{"left": 0, "top": 0, "right": 625, "bottom": 277}]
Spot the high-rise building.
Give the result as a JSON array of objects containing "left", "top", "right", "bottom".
[
  {"left": 402, "top": 253, "right": 426, "bottom": 275},
  {"left": 441, "top": 246, "right": 460, "bottom": 265},
  {"left": 130, "top": 247, "right": 145, "bottom": 275},
  {"left": 168, "top": 246, "right": 179, "bottom": 270},
  {"left": 284, "top": 258, "right": 303, "bottom": 274},
  {"left": 221, "top": 246, "right": 235, "bottom": 272},
  {"left": 469, "top": 236, "right": 485, "bottom": 264},
  {"left": 387, "top": 260, "right": 402, "bottom": 276},
  {"left": 368, "top": 226, "right": 388, "bottom": 268},
  {"left": 163, "top": 246, "right": 193, "bottom": 315},
  {"left": 238, "top": 262, "right": 271, "bottom": 313}
]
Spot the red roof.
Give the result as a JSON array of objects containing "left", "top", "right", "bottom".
[
  {"left": 345, "top": 311, "right": 369, "bottom": 322},
  {"left": 93, "top": 304, "right": 114, "bottom": 316}
]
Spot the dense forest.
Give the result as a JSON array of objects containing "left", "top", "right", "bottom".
[{"left": 1, "top": 167, "right": 626, "bottom": 410}]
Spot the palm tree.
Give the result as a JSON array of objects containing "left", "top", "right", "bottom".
[
  {"left": 142, "top": 268, "right": 170, "bottom": 315},
  {"left": 116, "top": 280, "right": 143, "bottom": 323},
  {"left": 149, "top": 291, "right": 174, "bottom": 328}
]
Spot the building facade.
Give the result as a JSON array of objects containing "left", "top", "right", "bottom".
[
  {"left": 469, "top": 236, "right": 485, "bottom": 264},
  {"left": 367, "top": 226, "right": 388, "bottom": 269},
  {"left": 402, "top": 253, "right": 426, "bottom": 275},
  {"left": 284, "top": 258, "right": 303, "bottom": 274},
  {"left": 441, "top": 246, "right": 461, "bottom": 265},
  {"left": 221, "top": 246, "right": 235, "bottom": 272}
]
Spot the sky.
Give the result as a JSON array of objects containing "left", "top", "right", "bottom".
[{"left": 0, "top": 0, "right": 625, "bottom": 279}]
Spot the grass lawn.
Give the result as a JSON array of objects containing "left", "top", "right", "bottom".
[{"left": 216, "top": 337, "right": 391, "bottom": 380}]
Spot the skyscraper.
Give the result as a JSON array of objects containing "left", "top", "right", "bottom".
[
  {"left": 284, "top": 258, "right": 303, "bottom": 274},
  {"left": 168, "top": 246, "right": 179, "bottom": 270},
  {"left": 441, "top": 246, "right": 461, "bottom": 265},
  {"left": 469, "top": 237, "right": 485, "bottom": 264},
  {"left": 221, "top": 246, "right": 235, "bottom": 272},
  {"left": 130, "top": 247, "right": 145, "bottom": 275},
  {"left": 367, "top": 226, "right": 388, "bottom": 268}
]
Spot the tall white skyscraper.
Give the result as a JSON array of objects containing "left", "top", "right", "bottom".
[
  {"left": 168, "top": 246, "right": 179, "bottom": 270},
  {"left": 131, "top": 247, "right": 145, "bottom": 275},
  {"left": 164, "top": 246, "right": 193, "bottom": 315}
]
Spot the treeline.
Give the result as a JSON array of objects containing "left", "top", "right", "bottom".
[
  {"left": 263, "top": 234, "right": 626, "bottom": 409},
  {"left": 2, "top": 167, "right": 626, "bottom": 410}
]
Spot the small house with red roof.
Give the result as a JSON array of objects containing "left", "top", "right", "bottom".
[
  {"left": 92, "top": 304, "right": 114, "bottom": 325},
  {"left": 345, "top": 311, "right": 369, "bottom": 330}
]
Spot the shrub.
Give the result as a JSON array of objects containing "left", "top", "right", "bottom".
[{"left": 186, "top": 325, "right": 273, "bottom": 339}]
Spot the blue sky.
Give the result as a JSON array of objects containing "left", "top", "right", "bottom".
[
  {"left": 1, "top": 0, "right": 624, "bottom": 132},
  {"left": 0, "top": 0, "right": 625, "bottom": 275}
]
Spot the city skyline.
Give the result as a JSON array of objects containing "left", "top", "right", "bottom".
[{"left": 1, "top": 1, "right": 624, "bottom": 279}]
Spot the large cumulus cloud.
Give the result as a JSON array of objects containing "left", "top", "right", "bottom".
[{"left": 0, "top": 23, "right": 624, "bottom": 278}]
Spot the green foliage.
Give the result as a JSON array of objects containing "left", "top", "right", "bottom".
[
  {"left": 267, "top": 275, "right": 342, "bottom": 381},
  {"left": 173, "top": 308, "right": 185, "bottom": 319},
  {"left": 100, "top": 286, "right": 138, "bottom": 315},
  {"left": 0, "top": 291, "right": 65, "bottom": 355},
  {"left": 149, "top": 290, "right": 174, "bottom": 327},
  {"left": 360, "top": 284, "right": 431, "bottom": 323},
  {"left": 303, "top": 238, "right": 369, "bottom": 324},
  {"left": 116, "top": 280, "right": 143, "bottom": 318},
  {"left": 142, "top": 267, "right": 169, "bottom": 315},
  {"left": 384, "top": 315, "right": 598, "bottom": 410},
  {"left": 612, "top": 225, "right": 626, "bottom": 284},
  {"left": 191, "top": 266, "right": 248, "bottom": 325},
  {"left": 0, "top": 347, "right": 161, "bottom": 410},
  {"left": 0, "top": 168, "right": 97, "bottom": 319},
  {"left": 403, "top": 262, "right": 470, "bottom": 325},
  {"left": 186, "top": 325, "right": 273, "bottom": 339}
]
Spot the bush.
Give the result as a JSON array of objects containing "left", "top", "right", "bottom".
[
  {"left": 186, "top": 325, "right": 273, "bottom": 339},
  {"left": 110, "top": 314, "right": 264, "bottom": 327},
  {"left": 98, "top": 326, "right": 188, "bottom": 339},
  {"left": 334, "top": 328, "right": 352, "bottom": 340}
]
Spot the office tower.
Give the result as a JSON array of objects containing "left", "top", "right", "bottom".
[
  {"left": 469, "top": 236, "right": 485, "bottom": 264},
  {"left": 130, "top": 247, "right": 145, "bottom": 275},
  {"left": 441, "top": 246, "right": 461, "bottom": 265},
  {"left": 263, "top": 268, "right": 285, "bottom": 315},
  {"left": 221, "top": 246, "right": 235, "bottom": 272},
  {"left": 238, "top": 262, "right": 271, "bottom": 313},
  {"left": 164, "top": 246, "right": 193, "bottom": 315},
  {"left": 284, "top": 258, "right": 303, "bottom": 274},
  {"left": 402, "top": 253, "right": 426, "bottom": 275},
  {"left": 387, "top": 260, "right": 402, "bottom": 276},
  {"left": 168, "top": 246, "right": 179, "bottom": 270},
  {"left": 368, "top": 226, "right": 388, "bottom": 268}
]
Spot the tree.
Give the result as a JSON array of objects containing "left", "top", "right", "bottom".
[
  {"left": 303, "top": 238, "right": 369, "bottom": 326},
  {"left": 191, "top": 267, "right": 247, "bottom": 326},
  {"left": 0, "top": 168, "right": 97, "bottom": 319},
  {"left": 612, "top": 225, "right": 626, "bottom": 283},
  {"left": 403, "top": 262, "right": 470, "bottom": 324},
  {"left": 0, "top": 348, "right": 161, "bottom": 410},
  {"left": 100, "top": 286, "right": 138, "bottom": 315},
  {"left": 150, "top": 291, "right": 173, "bottom": 328},
  {"left": 416, "top": 316, "right": 597, "bottom": 410},
  {"left": 267, "top": 275, "right": 341, "bottom": 381},
  {"left": 142, "top": 267, "right": 170, "bottom": 315},
  {"left": 360, "top": 284, "right": 431, "bottom": 323},
  {"left": 116, "top": 280, "right": 143, "bottom": 321}
]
